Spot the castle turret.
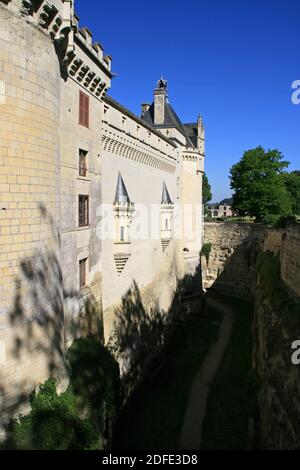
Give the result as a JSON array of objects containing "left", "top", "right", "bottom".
[{"left": 197, "top": 114, "right": 205, "bottom": 156}]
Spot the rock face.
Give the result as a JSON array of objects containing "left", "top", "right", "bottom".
[
  {"left": 204, "top": 221, "right": 300, "bottom": 449},
  {"left": 252, "top": 224, "right": 300, "bottom": 449},
  {"left": 203, "top": 223, "right": 264, "bottom": 300}
]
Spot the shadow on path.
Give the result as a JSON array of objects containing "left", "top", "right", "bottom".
[{"left": 179, "top": 297, "right": 234, "bottom": 450}]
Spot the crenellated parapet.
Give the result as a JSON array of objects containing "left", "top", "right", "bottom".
[{"left": 0, "top": 0, "right": 112, "bottom": 99}]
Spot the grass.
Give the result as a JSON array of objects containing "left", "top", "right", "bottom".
[
  {"left": 201, "top": 294, "right": 253, "bottom": 449},
  {"left": 113, "top": 299, "right": 221, "bottom": 450}
]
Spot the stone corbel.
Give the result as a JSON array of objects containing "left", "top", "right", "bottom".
[
  {"left": 77, "top": 63, "right": 89, "bottom": 82},
  {"left": 20, "top": 0, "right": 33, "bottom": 15},
  {"left": 38, "top": 1, "right": 54, "bottom": 28}
]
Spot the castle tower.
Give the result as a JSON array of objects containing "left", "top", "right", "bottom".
[{"left": 0, "top": 0, "right": 111, "bottom": 426}]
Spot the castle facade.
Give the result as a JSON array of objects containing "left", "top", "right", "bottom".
[{"left": 0, "top": 0, "right": 205, "bottom": 424}]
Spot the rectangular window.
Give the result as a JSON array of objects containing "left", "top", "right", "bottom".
[
  {"left": 79, "top": 91, "right": 89, "bottom": 127},
  {"left": 79, "top": 149, "right": 88, "bottom": 177},
  {"left": 79, "top": 258, "right": 87, "bottom": 289},
  {"left": 78, "top": 195, "right": 89, "bottom": 227},
  {"left": 120, "top": 226, "right": 125, "bottom": 242}
]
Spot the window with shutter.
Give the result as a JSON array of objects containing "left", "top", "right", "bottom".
[{"left": 79, "top": 91, "right": 90, "bottom": 127}]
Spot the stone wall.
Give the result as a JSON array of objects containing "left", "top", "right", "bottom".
[
  {"left": 0, "top": 0, "right": 111, "bottom": 430},
  {"left": 0, "top": 3, "right": 65, "bottom": 425},
  {"left": 252, "top": 223, "right": 300, "bottom": 449},
  {"left": 203, "top": 222, "right": 264, "bottom": 299},
  {"left": 280, "top": 224, "right": 300, "bottom": 297}
]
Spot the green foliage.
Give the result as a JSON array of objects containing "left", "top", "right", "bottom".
[
  {"left": 230, "top": 146, "right": 293, "bottom": 222},
  {"left": 6, "top": 339, "right": 120, "bottom": 450},
  {"left": 6, "top": 378, "right": 99, "bottom": 450},
  {"left": 274, "top": 215, "right": 297, "bottom": 228},
  {"left": 202, "top": 172, "right": 212, "bottom": 205},
  {"left": 201, "top": 243, "right": 212, "bottom": 265},
  {"left": 262, "top": 213, "right": 282, "bottom": 226},
  {"left": 282, "top": 171, "right": 300, "bottom": 215}
]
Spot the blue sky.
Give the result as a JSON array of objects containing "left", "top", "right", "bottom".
[{"left": 76, "top": 0, "right": 299, "bottom": 201}]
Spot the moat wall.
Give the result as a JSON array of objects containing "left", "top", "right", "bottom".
[
  {"left": 203, "top": 222, "right": 265, "bottom": 300},
  {"left": 252, "top": 223, "right": 300, "bottom": 449},
  {"left": 204, "top": 221, "right": 300, "bottom": 449}
]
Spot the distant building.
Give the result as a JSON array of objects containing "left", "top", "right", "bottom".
[{"left": 207, "top": 198, "right": 234, "bottom": 218}]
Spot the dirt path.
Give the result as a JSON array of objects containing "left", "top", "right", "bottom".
[{"left": 179, "top": 297, "right": 234, "bottom": 450}]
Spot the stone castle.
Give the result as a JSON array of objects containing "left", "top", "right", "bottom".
[{"left": 0, "top": 0, "right": 204, "bottom": 423}]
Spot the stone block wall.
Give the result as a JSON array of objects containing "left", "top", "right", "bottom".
[
  {"left": 0, "top": 4, "right": 65, "bottom": 424},
  {"left": 203, "top": 222, "right": 264, "bottom": 299},
  {"left": 252, "top": 223, "right": 300, "bottom": 449}
]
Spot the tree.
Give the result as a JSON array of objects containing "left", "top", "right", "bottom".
[
  {"left": 230, "top": 146, "right": 293, "bottom": 222},
  {"left": 282, "top": 171, "right": 300, "bottom": 215},
  {"left": 202, "top": 172, "right": 212, "bottom": 205}
]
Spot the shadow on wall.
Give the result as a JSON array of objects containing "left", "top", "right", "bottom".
[
  {"left": 108, "top": 261, "right": 203, "bottom": 399},
  {"left": 0, "top": 203, "right": 102, "bottom": 433},
  {"left": 203, "top": 227, "right": 264, "bottom": 301}
]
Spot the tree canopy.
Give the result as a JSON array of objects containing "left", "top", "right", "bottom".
[
  {"left": 282, "top": 171, "right": 300, "bottom": 215},
  {"left": 230, "top": 146, "right": 293, "bottom": 222},
  {"left": 202, "top": 172, "right": 212, "bottom": 205}
]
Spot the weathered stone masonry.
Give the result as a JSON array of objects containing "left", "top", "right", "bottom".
[
  {"left": 252, "top": 224, "right": 300, "bottom": 449},
  {"left": 203, "top": 222, "right": 264, "bottom": 300},
  {"left": 0, "top": 0, "right": 205, "bottom": 429},
  {"left": 0, "top": 0, "right": 111, "bottom": 426}
]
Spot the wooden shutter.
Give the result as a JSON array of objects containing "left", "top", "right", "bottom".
[
  {"left": 79, "top": 91, "right": 89, "bottom": 127},
  {"left": 84, "top": 93, "right": 89, "bottom": 127},
  {"left": 79, "top": 91, "right": 85, "bottom": 125}
]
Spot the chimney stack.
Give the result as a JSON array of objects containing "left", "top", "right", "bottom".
[
  {"left": 141, "top": 103, "right": 150, "bottom": 118},
  {"left": 154, "top": 78, "right": 167, "bottom": 125}
]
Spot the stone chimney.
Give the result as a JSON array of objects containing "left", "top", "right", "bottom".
[
  {"left": 154, "top": 78, "right": 167, "bottom": 125},
  {"left": 141, "top": 103, "right": 150, "bottom": 118}
]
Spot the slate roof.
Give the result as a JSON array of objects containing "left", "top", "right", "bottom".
[
  {"left": 104, "top": 96, "right": 177, "bottom": 149},
  {"left": 114, "top": 172, "right": 132, "bottom": 204},
  {"left": 219, "top": 198, "right": 233, "bottom": 206},
  {"left": 142, "top": 102, "right": 196, "bottom": 149},
  {"left": 184, "top": 123, "right": 198, "bottom": 148},
  {"left": 161, "top": 182, "right": 173, "bottom": 205}
]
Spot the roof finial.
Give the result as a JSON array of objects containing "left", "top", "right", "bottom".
[{"left": 156, "top": 76, "right": 168, "bottom": 91}]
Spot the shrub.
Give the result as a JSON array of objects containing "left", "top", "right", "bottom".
[
  {"left": 6, "top": 378, "right": 99, "bottom": 450},
  {"left": 5, "top": 339, "right": 120, "bottom": 450},
  {"left": 262, "top": 214, "right": 281, "bottom": 226},
  {"left": 200, "top": 243, "right": 212, "bottom": 266},
  {"left": 274, "top": 215, "right": 297, "bottom": 229}
]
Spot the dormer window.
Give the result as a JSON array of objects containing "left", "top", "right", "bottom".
[
  {"left": 113, "top": 173, "right": 135, "bottom": 275},
  {"left": 160, "top": 182, "right": 174, "bottom": 252}
]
